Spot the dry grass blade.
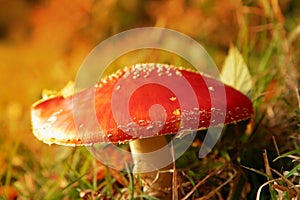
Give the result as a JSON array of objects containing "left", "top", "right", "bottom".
[
  {"left": 256, "top": 179, "right": 281, "bottom": 200},
  {"left": 270, "top": 0, "right": 285, "bottom": 23},
  {"left": 171, "top": 142, "right": 178, "bottom": 200},
  {"left": 181, "top": 169, "right": 219, "bottom": 200},
  {"left": 296, "top": 87, "right": 300, "bottom": 110},
  {"left": 263, "top": 150, "right": 273, "bottom": 180},
  {"left": 181, "top": 165, "right": 236, "bottom": 200},
  {"left": 196, "top": 167, "right": 237, "bottom": 200},
  {"left": 272, "top": 184, "right": 298, "bottom": 197},
  {"left": 109, "top": 168, "right": 127, "bottom": 187},
  {"left": 271, "top": 169, "right": 300, "bottom": 195},
  {"left": 272, "top": 136, "right": 281, "bottom": 159},
  {"left": 256, "top": 166, "right": 300, "bottom": 200},
  {"left": 172, "top": 165, "right": 178, "bottom": 200},
  {"left": 1, "top": 1, "right": 300, "bottom": 199},
  {"left": 288, "top": 24, "right": 300, "bottom": 44}
]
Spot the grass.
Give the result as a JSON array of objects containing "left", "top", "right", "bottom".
[{"left": 0, "top": 0, "right": 300, "bottom": 199}]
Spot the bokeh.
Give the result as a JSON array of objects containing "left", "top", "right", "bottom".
[{"left": 0, "top": 0, "right": 299, "bottom": 199}]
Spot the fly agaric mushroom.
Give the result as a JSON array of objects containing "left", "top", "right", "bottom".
[{"left": 31, "top": 63, "right": 253, "bottom": 198}]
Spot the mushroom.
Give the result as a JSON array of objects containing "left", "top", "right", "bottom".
[{"left": 31, "top": 63, "right": 253, "bottom": 198}]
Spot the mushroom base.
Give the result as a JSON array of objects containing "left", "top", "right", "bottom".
[{"left": 129, "top": 136, "right": 173, "bottom": 199}]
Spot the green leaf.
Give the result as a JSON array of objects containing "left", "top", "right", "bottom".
[
  {"left": 282, "top": 162, "right": 300, "bottom": 179},
  {"left": 273, "top": 149, "right": 300, "bottom": 162},
  {"left": 221, "top": 45, "right": 252, "bottom": 96}
]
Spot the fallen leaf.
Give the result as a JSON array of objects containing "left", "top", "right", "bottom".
[{"left": 221, "top": 45, "right": 252, "bottom": 96}]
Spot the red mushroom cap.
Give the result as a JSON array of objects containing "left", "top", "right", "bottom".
[{"left": 31, "top": 63, "right": 253, "bottom": 146}]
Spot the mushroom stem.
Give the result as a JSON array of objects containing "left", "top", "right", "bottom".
[{"left": 129, "top": 136, "right": 173, "bottom": 198}]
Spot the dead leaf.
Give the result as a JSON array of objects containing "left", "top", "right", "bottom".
[{"left": 221, "top": 45, "right": 252, "bottom": 96}]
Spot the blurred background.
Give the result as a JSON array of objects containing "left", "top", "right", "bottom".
[{"left": 0, "top": 0, "right": 299, "bottom": 199}]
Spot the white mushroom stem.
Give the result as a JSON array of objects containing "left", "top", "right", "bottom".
[{"left": 129, "top": 136, "right": 173, "bottom": 198}]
